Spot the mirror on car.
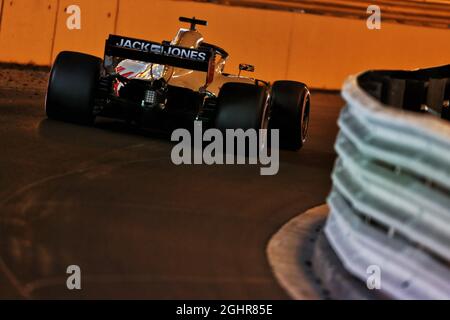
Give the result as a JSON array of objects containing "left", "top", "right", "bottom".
[{"left": 239, "top": 64, "right": 255, "bottom": 72}]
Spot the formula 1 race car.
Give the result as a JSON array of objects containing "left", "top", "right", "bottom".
[{"left": 46, "top": 17, "right": 311, "bottom": 150}]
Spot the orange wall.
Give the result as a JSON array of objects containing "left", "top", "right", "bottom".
[
  {"left": 0, "top": 0, "right": 449, "bottom": 89},
  {"left": 0, "top": 0, "right": 3, "bottom": 29},
  {"left": 0, "top": 0, "right": 58, "bottom": 65},
  {"left": 51, "top": 0, "right": 118, "bottom": 59},
  {"left": 287, "top": 14, "right": 450, "bottom": 88}
]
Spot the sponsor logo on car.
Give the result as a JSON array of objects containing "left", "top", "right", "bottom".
[{"left": 115, "top": 38, "right": 208, "bottom": 62}]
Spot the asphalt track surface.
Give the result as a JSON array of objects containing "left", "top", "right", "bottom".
[{"left": 0, "top": 65, "right": 343, "bottom": 299}]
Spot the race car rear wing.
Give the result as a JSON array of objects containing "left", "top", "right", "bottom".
[{"left": 105, "top": 35, "right": 214, "bottom": 72}]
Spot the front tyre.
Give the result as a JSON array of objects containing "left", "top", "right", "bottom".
[
  {"left": 215, "top": 82, "right": 268, "bottom": 131},
  {"left": 215, "top": 82, "right": 270, "bottom": 155},
  {"left": 269, "top": 81, "right": 311, "bottom": 151},
  {"left": 46, "top": 51, "right": 102, "bottom": 125}
]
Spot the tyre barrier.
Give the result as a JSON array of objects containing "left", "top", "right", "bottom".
[{"left": 324, "top": 65, "right": 450, "bottom": 299}]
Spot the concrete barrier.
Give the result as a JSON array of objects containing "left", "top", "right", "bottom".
[
  {"left": 0, "top": 0, "right": 58, "bottom": 65},
  {"left": 0, "top": 0, "right": 4, "bottom": 30},
  {"left": 51, "top": 0, "right": 118, "bottom": 61},
  {"left": 287, "top": 13, "right": 450, "bottom": 89},
  {"left": 0, "top": 0, "right": 449, "bottom": 89}
]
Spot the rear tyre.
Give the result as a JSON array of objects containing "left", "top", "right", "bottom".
[
  {"left": 46, "top": 51, "right": 102, "bottom": 125},
  {"left": 270, "top": 81, "right": 311, "bottom": 150}
]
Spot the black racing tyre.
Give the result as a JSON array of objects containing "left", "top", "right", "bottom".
[
  {"left": 46, "top": 51, "right": 102, "bottom": 124},
  {"left": 269, "top": 81, "right": 311, "bottom": 150},
  {"left": 215, "top": 82, "right": 268, "bottom": 131}
]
